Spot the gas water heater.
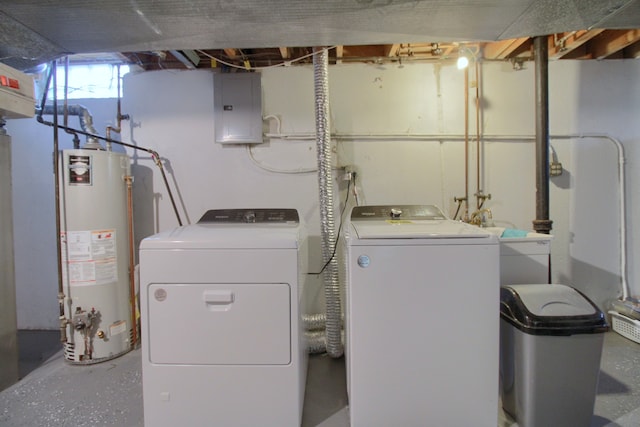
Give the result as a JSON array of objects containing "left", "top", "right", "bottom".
[{"left": 59, "top": 148, "right": 134, "bottom": 364}]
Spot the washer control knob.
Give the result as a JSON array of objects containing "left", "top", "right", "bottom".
[
  {"left": 390, "top": 208, "right": 403, "bottom": 219},
  {"left": 244, "top": 211, "right": 256, "bottom": 223}
]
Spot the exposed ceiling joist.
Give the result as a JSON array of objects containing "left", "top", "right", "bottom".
[
  {"left": 549, "top": 29, "right": 605, "bottom": 59},
  {"left": 279, "top": 47, "right": 290, "bottom": 60},
  {"left": 483, "top": 38, "right": 530, "bottom": 60},
  {"left": 590, "top": 29, "right": 640, "bottom": 59}
]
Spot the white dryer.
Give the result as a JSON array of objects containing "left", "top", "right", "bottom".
[
  {"left": 139, "top": 209, "right": 308, "bottom": 427},
  {"left": 344, "top": 205, "right": 500, "bottom": 427}
]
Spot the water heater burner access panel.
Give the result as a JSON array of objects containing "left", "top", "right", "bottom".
[{"left": 198, "top": 209, "right": 299, "bottom": 224}]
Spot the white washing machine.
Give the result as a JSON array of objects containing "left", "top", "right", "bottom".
[
  {"left": 344, "top": 205, "right": 500, "bottom": 427},
  {"left": 139, "top": 209, "right": 308, "bottom": 427}
]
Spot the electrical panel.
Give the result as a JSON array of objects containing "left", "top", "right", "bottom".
[
  {"left": 0, "top": 63, "right": 35, "bottom": 119},
  {"left": 214, "top": 72, "right": 263, "bottom": 144}
]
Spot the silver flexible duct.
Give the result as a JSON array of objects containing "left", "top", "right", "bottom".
[
  {"left": 302, "top": 312, "right": 346, "bottom": 333},
  {"left": 313, "top": 47, "right": 343, "bottom": 358},
  {"left": 305, "top": 329, "right": 346, "bottom": 355},
  {"left": 42, "top": 104, "right": 101, "bottom": 149},
  {"left": 305, "top": 330, "right": 328, "bottom": 355},
  {"left": 302, "top": 313, "right": 327, "bottom": 331}
]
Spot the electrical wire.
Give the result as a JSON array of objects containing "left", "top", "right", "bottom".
[
  {"left": 197, "top": 46, "right": 337, "bottom": 71},
  {"left": 308, "top": 177, "right": 352, "bottom": 276},
  {"left": 246, "top": 145, "right": 318, "bottom": 174}
]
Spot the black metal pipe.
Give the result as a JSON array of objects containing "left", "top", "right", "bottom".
[
  {"left": 533, "top": 36, "right": 553, "bottom": 234},
  {"left": 37, "top": 116, "right": 183, "bottom": 226}
]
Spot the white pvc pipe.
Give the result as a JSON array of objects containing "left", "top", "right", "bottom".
[
  {"left": 261, "top": 130, "right": 630, "bottom": 300},
  {"left": 551, "top": 134, "right": 628, "bottom": 300}
]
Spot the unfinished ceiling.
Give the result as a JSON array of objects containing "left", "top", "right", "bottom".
[{"left": 2, "top": 0, "right": 640, "bottom": 71}]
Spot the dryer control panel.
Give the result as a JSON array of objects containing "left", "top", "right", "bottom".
[{"left": 198, "top": 208, "right": 299, "bottom": 224}]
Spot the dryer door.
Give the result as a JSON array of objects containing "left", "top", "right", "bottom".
[{"left": 147, "top": 283, "right": 291, "bottom": 365}]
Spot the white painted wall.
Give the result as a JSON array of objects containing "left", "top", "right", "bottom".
[{"left": 7, "top": 59, "right": 640, "bottom": 329}]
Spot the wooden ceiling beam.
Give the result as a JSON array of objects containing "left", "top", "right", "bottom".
[
  {"left": 342, "top": 45, "right": 388, "bottom": 58},
  {"left": 483, "top": 37, "right": 529, "bottom": 60},
  {"left": 590, "top": 29, "right": 640, "bottom": 59},
  {"left": 549, "top": 29, "right": 605, "bottom": 59},
  {"left": 223, "top": 48, "right": 239, "bottom": 59},
  {"left": 335, "top": 45, "right": 344, "bottom": 64},
  {"left": 279, "top": 47, "right": 290, "bottom": 59},
  {"left": 623, "top": 40, "right": 640, "bottom": 58},
  {"left": 385, "top": 44, "right": 400, "bottom": 57}
]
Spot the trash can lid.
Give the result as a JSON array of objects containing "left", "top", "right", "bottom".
[{"left": 500, "top": 284, "right": 609, "bottom": 336}]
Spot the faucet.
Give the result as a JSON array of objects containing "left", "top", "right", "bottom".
[{"left": 470, "top": 208, "right": 494, "bottom": 227}]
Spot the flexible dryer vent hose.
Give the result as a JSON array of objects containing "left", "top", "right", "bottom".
[{"left": 313, "top": 47, "right": 343, "bottom": 358}]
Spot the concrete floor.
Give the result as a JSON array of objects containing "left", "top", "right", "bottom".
[{"left": 0, "top": 331, "right": 638, "bottom": 426}]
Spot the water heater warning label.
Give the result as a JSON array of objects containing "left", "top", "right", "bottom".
[
  {"left": 68, "top": 155, "right": 92, "bottom": 185},
  {"left": 61, "top": 229, "right": 118, "bottom": 287}
]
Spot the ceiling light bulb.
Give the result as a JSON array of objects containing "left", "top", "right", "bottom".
[{"left": 457, "top": 55, "right": 469, "bottom": 69}]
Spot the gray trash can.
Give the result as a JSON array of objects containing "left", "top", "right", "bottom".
[{"left": 499, "top": 284, "right": 609, "bottom": 427}]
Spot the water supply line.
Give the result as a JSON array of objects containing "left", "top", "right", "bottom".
[
  {"left": 463, "top": 66, "right": 470, "bottom": 221},
  {"left": 37, "top": 61, "right": 183, "bottom": 227},
  {"left": 313, "top": 46, "right": 343, "bottom": 358},
  {"left": 125, "top": 175, "right": 137, "bottom": 347},
  {"left": 62, "top": 57, "right": 81, "bottom": 149},
  {"left": 105, "top": 65, "right": 130, "bottom": 151},
  {"left": 49, "top": 61, "right": 67, "bottom": 343},
  {"left": 475, "top": 61, "right": 480, "bottom": 205},
  {"left": 473, "top": 61, "right": 491, "bottom": 209}
]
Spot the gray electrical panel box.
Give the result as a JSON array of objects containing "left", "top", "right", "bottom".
[{"left": 214, "top": 72, "right": 263, "bottom": 144}]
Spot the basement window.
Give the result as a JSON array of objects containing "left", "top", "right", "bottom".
[{"left": 38, "top": 63, "right": 130, "bottom": 100}]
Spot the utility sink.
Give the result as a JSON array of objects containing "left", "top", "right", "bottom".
[{"left": 480, "top": 227, "right": 553, "bottom": 285}]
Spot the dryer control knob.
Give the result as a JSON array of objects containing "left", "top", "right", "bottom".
[{"left": 390, "top": 208, "right": 402, "bottom": 219}]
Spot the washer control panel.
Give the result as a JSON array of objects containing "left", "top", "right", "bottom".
[
  {"left": 198, "top": 208, "right": 299, "bottom": 224},
  {"left": 350, "top": 205, "right": 447, "bottom": 221}
]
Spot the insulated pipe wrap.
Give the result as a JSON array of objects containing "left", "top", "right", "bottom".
[{"left": 313, "top": 47, "right": 343, "bottom": 358}]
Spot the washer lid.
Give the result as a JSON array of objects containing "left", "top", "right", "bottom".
[
  {"left": 349, "top": 205, "right": 492, "bottom": 239},
  {"left": 351, "top": 220, "right": 494, "bottom": 239}
]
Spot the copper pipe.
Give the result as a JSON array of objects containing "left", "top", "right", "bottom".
[
  {"left": 463, "top": 66, "right": 469, "bottom": 220},
  {"left": 475, "top": 61, "right": 482, "bottom": 209},
  {"left": 61, "top": 57, "right": 81, "bottom": 148},
  {"left": 63, "top": 57, "right": 68, "bottom": 130},
  {"left": 106, "top": 65, "right": 129, "bottom": 151},
  {"left": 125, "top": 175, "right": 137, "bottom": 348},
  {"left": 51, "top": 61, "right": 68, "bottom": 343}
]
